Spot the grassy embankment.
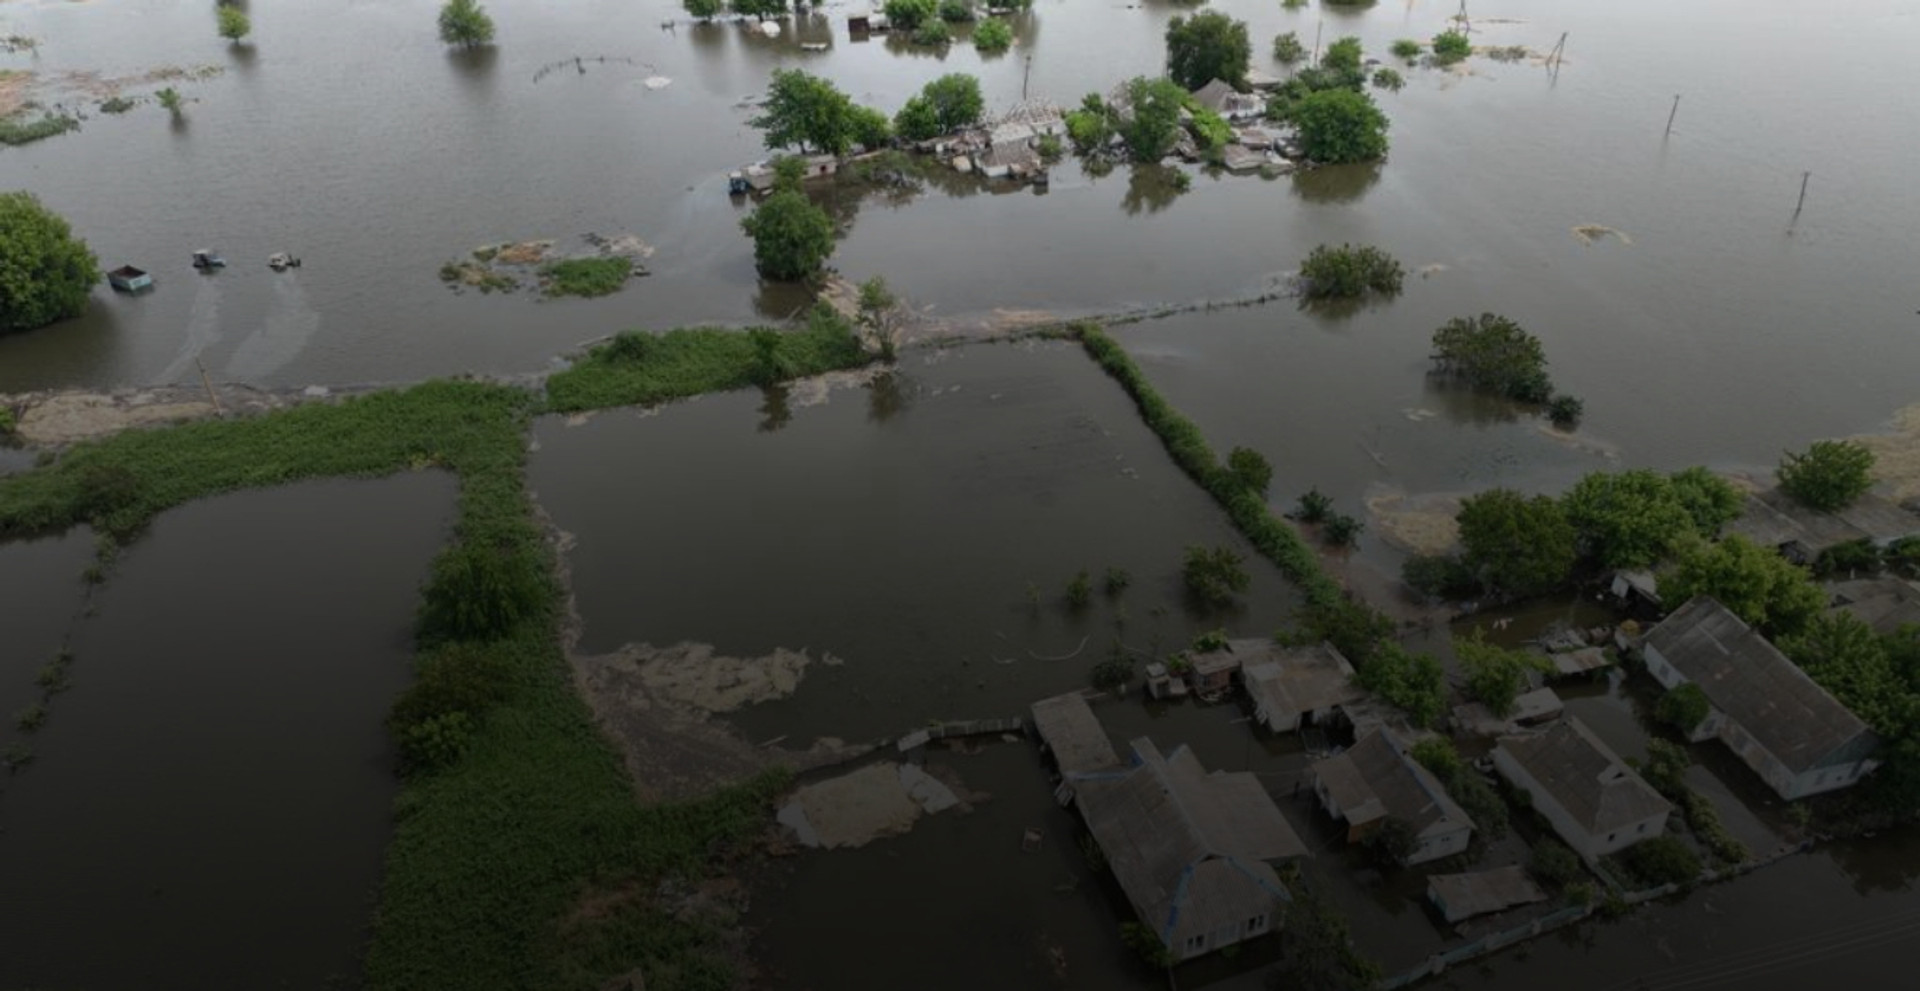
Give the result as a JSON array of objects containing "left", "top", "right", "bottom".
[{"left": 0, "top": 314, "right": 875, "bottom": 990}]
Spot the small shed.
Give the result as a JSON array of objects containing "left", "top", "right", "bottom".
[
  {"left": 1426, "top": 866, "right": 1548, "bottom": 923},
  {"left": 106, "top": 265, "right": 153, "bottom": 292},
  {"left": 1030, "top": 692, "right": 1121, "bottom": 778},
  {"left": 1241, "top": 641, "right": 1362, "bottom": 732},
  {"left": 1144, "top": 662, "right": 1189, "bottom": 701},
  {"left": 1185, "top": 650, "right": 1241, "bottom": 695},
  {"left": 1610, "top": 569, "right": 1661, "bottom": 607},
  {"left": 1548, "top": 647, "right": 1614, "bottom": 678}
]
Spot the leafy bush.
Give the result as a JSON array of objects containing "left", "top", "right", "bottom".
[
  {"left": 399, "top": 711, "right": 476, "bottom": 774},
  {"left": 416, "top": 541, "right": 549, "bottom": 645},
  {"left": 1090, "top": 654, "right": 1132, "bottom": 692},
  {"left": 217, "top": 5, "right": 251, "bottom": 42},
  {"left": 1455, "top": 629, "right": 1550, "bottom": 717},
  {"left": 1621, "top": 834, "right": 1702, "bottom": 888},
  {"left": 1430, "top": 313, "right": 1552, "bottom": 403},
  {"left": 388, "top": 642, "right": 516, "bottom": 737},
  {"left": 1298, "top": 243, "right": 1404, "bottom": 300},
  {"left": 1290, "top": 87, "right": 1389, "bottom": 163},
  {"left": 1188, "top": 105, "right": 1234, "bottom": 151},
  {"left": 1183, "top": 544, "right": 1250, "bottom": 607},
  {"left": 0, "top": 111, "right": 79, "bottom": 147},
  {"left": 1065, "top": 106, "right": 1113, "bottom": 155},
  {"left": 1661, "top": 534, "right": 1825, "bottom": 636},
  {"left": 1778, "top": 440, "right": 1876, "bottom": 512},
  {"left": 1165, "top": 11, "right": 1253, "bottom": 90},
  {"left": 1371, "top": 68, "right": 1405, "bottom": 92},
  {"left": 1402, "top": 553, "right": 1477, "bottom": 601},
  {"left": 1529, "top": 839, "right": 1584, "bottom": 889},
  {"left": 99, "top": 95, "right": 136, "bottom": 114},
  {"left": 1351, "top": 643, "right": 1446, "bottom": 728},
  {"left": 912, "top": 19, "right": 952, "bottom": 46},
  {"left": 938, "top": 0, "right": 974, "bottom": 21},
  {"left": 1548, "top": 394, "right": 1584, "bottom": 428},
  {"left": 741, "top": 188, "right": 836, "bottom": 281},
  {"left": 972, "top": 17, "right": 1012, "bottom": 53},
  {"left": 1432, "top": 30, "right": 1471, "bottom": 64},
  {"left": 1191, "top": 628, "right": 1231, "bottom": 653},
  {"left": 1323, "top": 513, "right": 1364, "bottom": 547},
  {"left": 1227, "top": 446, "right": 1273, "bottom": 495},
  {"left": 1446, "top": 767, "right": 1510, "bottom": 839},
  {"left": 1321, "top": 36, "right": 1364, "bottom": 75},
  {"left": 1104, "top": 566, "right": 1132, "bottom": 596},
  {"left": 1655, "top": 683, "right": 1710, "bottom": 735},
  {"left": 1390, "top": 39, "right": 1423, "bottom": 60},
  {"left": 1410, "top": 737, "right": 1463, "bottom": 778},
  {"left": 539, "top": 257, "right": 632, "bottom": 298},
  {"left": 437, "top": 0, "right": 495, "bottom": 48},
  {"left": 1037, "top": 133, "right": 1063, "bottom": 161},
  {"left": 1066, "top": 569, "right": 1093, "bottom": 609},
  {"left": 1294, "top": 487, "right": 1334, "bottom": 523},
  {"left": 1272, "top": 31, "right": 1305, "bottom": 64},
  {"left": 0, "top": 191, "right": 100, "bottom": 332},
  {"left": 883, "top": 0, "right": 936, "bottom": 31}
]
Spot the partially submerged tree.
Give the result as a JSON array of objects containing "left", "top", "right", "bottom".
[
  {"left": 1668, "top": 466, "right": 1743, "bottom": 536},
  {"left": 1290, "top": 87, "right": 1389, "bottom": 163},
  {"left": 0, "top": 191, "right": 100, "bottom": 334},
  {"left": 1297, "top": 243, "right": 1403, "bottom": 300},
  {"left": 1165, "top": 11, "right": 1252, "bottom": 90},
  {"left": 1183, "top": 543, "right": 1250, "bottom": 608},
  {"left": 1659, "top": 534, "right": 1825, "bottom": 636},
  {"left": 1429, "top": 312, "right": 1552, "bottom": 403},
  {"left": 741, "top": 171, "right": 836, "bottom": 281},
  {"left": 1272, "top": 31, "right": 1305, "bottom": 64},
  {"left": 1777, "top": 440, "right": 1876, "bottom": 512},
  {"left": 1227, "top": 446, "right": 1273, "bottom": 496},
  {"left": 1115, "top": 76, "right": 1188, "bottom": 163},
  {"left": 1456, "top": 488, "right": 1577, "bottom": 597},
  {"left": 684, "top": 0, "right": 724, "bottom": 20},
  {"left": 752, "top": 69, "right": 868, "bottom": 155},
  {"left": 883, "top": 0, "right": 937, "bottom": 31},
  {"left": 972, "top": 17, "right": 1012, "bottom": 53},
  {"left": 1561, "top": 469, "right": 1698, "bottom": 570},
  {"left": 217, "top": 5, "right": 251, "bottom": 44},
  {"left": 1431, "top": 30, "right": 1471, "bottom": 64},
  {"left": 1455, "top": 629, "right": 1550, "bottom": 717},
  {"left": 438, "top": 0, "right": 496, "bottom": 49}
]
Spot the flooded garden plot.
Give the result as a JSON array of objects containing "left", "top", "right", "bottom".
[
  {"left": 0, "top": 475, "right": 455, "bottom": 989},
  {"left": 0, "top": 530, "right": 90, "bottom": 760}
]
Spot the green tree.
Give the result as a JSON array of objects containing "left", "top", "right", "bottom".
[
  {"left": 1297, "top": 243, "right": 1403, "bottom": 299},
  {"left": 1432, "top": 30, "right": 1471, "bottom": 64},
  {"left": 1390, "top": 39, "right": 1423, "bottom": 61},
  {"left": 684, "top": 0, "right": 724, "bottom": 19},
  {"left": 1561, "top": 469, "right": 1696, "bottom": 570},
  {"left": 1660, "top": 534, "right": 1825, "bottom": 636},
  {"left": 912, "top": 19, "right": 952, "bottom": 46},
  {"left": 1165, "top": 11, "right": 1252, "bottom": 90},
  {"left": 1456, "top": 629, "right": 1549, "bottom": 716},
  {"left": 1321, "top": 36, "right": 1364, "bottom": 75},
  {"left": 938, "top": 0, "right": 974, "bottom": 21},
  {"left": 217, "top": 5, "right": 250, "bottom": 43},
  {"left": 1669, "top": 466, "right": 1743, "bottom": 536},
  {"left": 973, "top": 17, "right": 1012, "bottom": 53},
  {"left": 1429, "top": 312, "right": 1552, "bottom": 403},
  {"left": 1623, "top": 835, "right": 1702, "bottom": 888},
  {"left": 438, "top": 0, "right": 495, "bottom": 49},
  {"left": 1183, "top": 543, "right": 1250, "bottom": 608},
  {"left": 732, "top": 0, "right": 788, "bottom": 16},
  {"left": 1267, "top": 889, "right": 1384, "bottom": 991},
  {"left": 0, "top": 192, "right": 100, "bottom": 334},
  {"left": 1456, "top": 489, "right": 1577, "bottom": 597},
  {"left": 1117, "top": 76, "right": 1187, "bottom": 163},
  {"left": 156, "top": 87, "right": 184, "bottom": 118},
  {"left": 1410, "top": 737, "right": 1463, "bottom": 778},
  {"left": 1272, "top": 31, "right": 1305, "bottom": 64},
  {"left": 416, "top": 543, "right": 547, "bottom": 646},
  {"left": 894, "top": 97, "right": 942, "bottom": 142},
  {"left": 883, "top": 0, "right": 936, "bottom": 30},
  {"left": 752, "top": 69, "right": 866, "bottom": 155},
  {"left": 1371, "top": 68, "right": 1405, "bottom": 92},
  {"left": 1655, "top": 682, "right": 1711, "bottom": 734},
  {"left": 1351, "top": 643, "right": 1446, "bottom": 728},
  {"left": 742, "top": 189, "right": 836, "bottom": 281},
  {"left": 849, "top": 106, "right": 892, "bottom": 149},
  {"left": 920, "top": 73, "right": 985, "bottom": 133},
  {"left": 1777, "top": 440, "right": 1876, "bottom": 511},
  {"left": 1290, "top": 87, "right": 1389, "bottom": 163},
  {"left": 1227, "top": 446, "right": 1273, "bottom": 496}
]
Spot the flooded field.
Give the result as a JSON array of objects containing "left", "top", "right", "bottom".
[
  {"left": 5, "top": 0, "right": 1920, "bottom": 988},
  {"left": 0, "top": 475, "right": 454, "bottom": 989}
]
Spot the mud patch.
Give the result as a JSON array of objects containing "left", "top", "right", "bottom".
[
  {"left": 569, "top": 641, "right": 870, "bottom": 804},
  {"left": 775, "top": 761, "right": 967, "bottom": 849},
  {"left": 1366, "top": 490, "right": 1463, "bottom": 555},
  {"left": 1, "top": 383, "right": 348, "bottom": 447},
  {"left": 1572, "top": 224, "right": 1632, "bottom": 246}
]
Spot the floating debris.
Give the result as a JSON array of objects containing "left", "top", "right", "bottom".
[
  {"left": 642, "top": 75, "right": 672, "bottom": 90},
  {"left": 1571, "top": 224, "right": 1632, "bottom": 246}
]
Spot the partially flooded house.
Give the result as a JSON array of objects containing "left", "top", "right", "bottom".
[
  {"left": 1071, "top": 737, "right": 1308, "bottom": 961},
  {"left": 1727, "top": 487, "right": 1920, "bottom": 565},
  {"left": 1492, "top": 717, "right": 1672, "bottom": 861},
  {"left": 1828, "top": 576, "right": 1920, "bottom": 635},
  {"left": 1310, "top": 728, "right": 1474, "bottom": 866},
  {"left": 1189, "top": 78, "right": 1265, "bottom": 121},
  {"left": 1426, "top": 865, "right": 1548, "bottom": 924},
  {"left": 1641, "top": 596, "right": 1880, "bottom": 800},
  {"left": 1030, "top": 691, "right": 1121, "bottom": 803},
  {"left": 1241, "top": 641, "right": 1363, "bottom": 733}
]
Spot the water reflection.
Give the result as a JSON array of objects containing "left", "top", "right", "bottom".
[
  {"left": 1121, "top": 163, "right": 1187, "bottom": 215},
  {"left": 227, "top": 42, "right": 258, "bottom": 76},
  {"left": 866, "top": 369, "right": 914, "bottom": 424},
  {"left": 751, "top": 278, "right": 814, "bottom": 322},
  {"left": 757, "top": 384, "right": 792, "bottom": 433},
  {"left": 1291, "top": 162, "right": 1383, "bottom": 204},
  {"left": 1423, "top": 379, "right": 1528, "bottom": 427},
  {"left": 687, "top": 21, "right": 729, "bottom": 54},
  {"left": 446, "top": 44, "right": 498, "bottom": 93},
  {"left": 1828, "top": 831, "right": 1920, "bottom": 896},
  {"left": 882, "top": 34, "right": 957, "bottom": 61}
]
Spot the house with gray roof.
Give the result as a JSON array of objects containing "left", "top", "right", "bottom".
[
  {"left": 1030, "top": 692, "right": 1120, "bottom": 785},
  {"left": 1189, "top": 78, "right": 1264, "bottom": 120},
  {"left": 1828, "top": 577, "right": 1920, "bottom": 636},
  {"left": 1727, "top": 487, "right": 1920, "bottom": 564},
  {"left": 1071, "top": 737, "right": 1306, "bottom": 960},
  {"left": 1311, "top": 728, "right": 1474, "bottom": 865},
  {"left": 1491, "top": 717, "right": 1672, "bottom": 860},
  {"left": 1241, "top": 640, "right": 1363, "bottom": 732},
  {"left": 1641, "top": 596, "right": 1880, "bottom": 799}
]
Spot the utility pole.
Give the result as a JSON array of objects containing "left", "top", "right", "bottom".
[
  {"left": 1664, "top": 94, "right": 1681, "bottom": 136},
  {"left": 1794, "top": 171, "right": 1811, "bottom": 217},
  {"left": 1022, "top": 53, "right": 1032, "bottom": 102}
]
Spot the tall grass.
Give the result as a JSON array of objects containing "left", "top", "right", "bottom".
[{"left": 545, "top": 308, "right": 869, "bottom": 412}]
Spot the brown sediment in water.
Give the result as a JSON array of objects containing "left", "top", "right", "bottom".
[{"left": 1366, "top": 490, "right": 1463, "bottom": 556}]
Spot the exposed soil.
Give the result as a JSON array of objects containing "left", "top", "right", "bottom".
[{"left": 0, "top": 383, "right": 349, "bottom": 447}]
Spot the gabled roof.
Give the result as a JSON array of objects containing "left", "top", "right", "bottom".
[
  {"left": 1073, "top": 739, "right": 1304, "bottom": 945},
  {"left": 1426, "top": 865, "right": 1548, "bottom": 923},
  {"left": 1829, "top": 578, "right": 1920, "bottom": 636},
  {"left": 1645, "top": 596, "right": 1876, "bottom": 772},
  {"left": 1030, "top": 692, "right": 1120, "bottom": 775},
  {"left": 1495, "top": 718, "right": 1671, "bottom": 834},
  {"left": 1190, "top": 79, "right": 1238, "bottom": 113},
  {"left": 1312, "top": 728, "right": 1473, "bottom": 837},
  {"left": 1728, "top": 487, "right": 1920, "bottom": 554}
]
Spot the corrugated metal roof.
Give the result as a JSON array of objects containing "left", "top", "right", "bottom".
[
  {"left": 1310, "top": 728, "right": 1473, "bottom": 837},
  {"left": 1243, "top": 641, "right": 1363, "bottom": 727},
  {"left": 1426, "top": 865, "right": 1548, "bottom": 923},
  {"left": 1830, "top": 578, "right": 1920, "bottom": 636},
  {"left": 1030, "top": 692, "right": 1120, "bottom": 775},
  {"left": 1495, "top": 718, "right": 1671, "bottom": 834},
  {"left": 1645, "top": 596, "right": 1875, "bottom": 772}
]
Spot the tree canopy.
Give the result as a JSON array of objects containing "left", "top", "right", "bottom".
[
  {"left": 1165, "top": 12, "right": 1252, "bottom": 90},
  {"left": 0, "top": 191, "right": 99, "bottom": 334},
  {"left": 438, "top": 0, "right": 495, "bottom": 48},
  {"left": 217, "top": 5, "right": 251, "bottom": 43},
  {"left": 684, "top": 0, "right": 724, "bottom": 19},
  {"left": 1116, "top": 76, "right": 1188, "bottom": 163},
  {"left": 1456, "top": 488, "right": 1577, "bottom": 597},
  {"left": 1660, "top": 534, "right": 1825, "bottom": 637},
  {"left": 883, "top": 0, "right": 937, "bottom": 30},
  {"left": 1290, "top": 87, "right": 1389, "bottom": 163},
  {"left": 1429, "top": 312, "right": 1552, "bottom": 403},
  {"left": 741, "top": 181, "right": 836, "bottom": 281},
  {"left": 1297, "top": 243, "right": 1403, "bottom": 300},
  {"left": 1455, "top": 630, "right": 1550, "bottom": 717},
  {"left": 1778, "top": 440, "right": 1876, "bottom": 512},
  {"left": 751, "top": 69, "right": 872, "bottom": 155},
  {"left": 1562, "top": 469, "right": 1699, "bottom": 570},
  {"left": 1668, "top": 466, "right": 1744, "bottom": 536},
  {"left": 915, "top": 74, "right": 984, "bottom": 136}
]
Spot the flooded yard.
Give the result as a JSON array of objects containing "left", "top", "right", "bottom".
[{"left": 0, "top": 475, "right": 454, "bottom": 989}]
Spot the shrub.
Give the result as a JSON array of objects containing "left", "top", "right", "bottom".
[
  {"left": 1037, "top": 133, "right": 1063, "bottom": 161},
  {"left": 883, "top": 0, "right": 936, "bottom": 31},
  {"left": 1191, "top": 628, "right": 1231, "bottom": 653},
  {"left": 389, "top": 643, "right": 516, "bottom": 737},
  {"left": 438, "top": 0, "right": 495, "bottom": 49},
  {"left": 1446, "top": 768, "right": 1509, "bottom": 839},
  {"left": 1066, "top": 570, "right": 1093, "bottom": 609},
  {"left": 938, "top": 0, "right": 974, "bottom": 21},
  {"left": 217, "top": 5, "right": 250, "bottom": 42},
  {"left": 1090, "top": 654, "right": 1132, "bottom": 692},
  {"left": 1432, "top": 30, "right": 1471, "bottom": 63},
  {"left": 1655, "top": 682, "right": 1710, "bottom": 735},
  {"left": 1272, "top": 31, "right": 1305, "bottom": 64},
  {"left": 539, "top": 256, "right": 633, "bottom": 298},
  {"left": 1227, "top": 446, "right": 1272, "bottom": 496},
  {"left": 973, "top": 17, "right": 1012, "bottom": 53},
  {"left": 1371, "top": 68, "right": 1405, "bottom": 92},
  {"left": 1530, "top": 839, "right": 1584, "bottom": 889},
  {"left": 98, "top": 95, "right": 136, "bottom": 114},
  {"left": 1402, "top": 553, "right": 1477, "bottom": 601},
  {"left": 1777, "top": 440, "right": 1876, "bottom": 512},
  {"left": 912, "top": 19, "right": 952, "bottom": 46},
  {"left": 1390, "top": 39, "right": 1422, "bottom": 60},
  {"left": 0, "top": 191, "right": 100, "bottom": 332},
  {"left": 1183, "top": 544, "right": 1250, "bottom": 608},
  {"left": 1188, "top": 105, "right": 1234, "bottom": 152},
  {"left": 1410, "top": 737, "right": 1463, "bottom": 779},
  {"left": 741, "top": 189, "right": 836, "bottom": 281},
  {"left": 1455, "top": 629, "right": 1550, "bottom": 717},
  {"left": 1351, "top": 643, "right": 1446, "bottom": 728},
  {"left": 1622, "top": 835, "right": 1702, "bottom": 888},
  {"left": 1548, "top": 394, "right": 1584, "bottom": 428},
  {"left": 1293, "top": 487, "right": 1335, "bottom": 523},
  {"left": 1430, "top": 313, "right": 1553, "bottom": 404},
  {"left": 399, "top": 710, "right": 476, "bottom": 774},
  {"left": 416, "top": 542, "right": 548, "bottom": 645},
  {"left": 1298, "top": 243, "right": 1404, "bottom": 300},
  {"left": 1104, "top": 566, "right": 1132, "bottom": 596},
  {"left": 1290, "top": 87, "right": 1389, "bottom": 163}
]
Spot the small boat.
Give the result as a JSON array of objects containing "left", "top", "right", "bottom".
[
  {"left": 107, "top": 265, "right": 153, "bottom": 292},
  {"left": 192, "top": 249, "right": 227, "bottom": 269},
  {"left": 267, "top": 252, "right": 302, "bottom": 271}
]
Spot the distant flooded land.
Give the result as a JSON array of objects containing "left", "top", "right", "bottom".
[{"left": 4, "top": 2, "right": 1920, "bottom": 991}]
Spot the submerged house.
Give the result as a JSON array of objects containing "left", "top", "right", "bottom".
[
  {"left": 1727, "top": 487, "right": 1920, "bottom": 564},
  {"left": 1241, "top": 641, "right": 1362, "bottom": 733},
  {"left": 1189, "top": 78, "right": 1264, "bottom": 121},
  {"left": 1491, "top": 717, "right": 1671, "bottom": 860},
  {"left": 1641, "top": 596, "right": 1880, "bottom": 799},
  {"left": 1310, "top": 728, "right": 1474, "bottom": 865},
  {"left": 1072, "top": 737, "right": 1307, "bottom": 960}
]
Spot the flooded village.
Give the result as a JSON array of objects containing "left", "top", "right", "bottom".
[{"left": 5, "top": 1, "right": 1920, "bottom": 990}]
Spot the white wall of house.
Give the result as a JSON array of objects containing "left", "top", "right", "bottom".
[
  {"left": 1407, "top": 820, "right": 1472, "bottom": 866},
  {"left": 1492, "top": 749, "right": 1666, "bottom": 861}
]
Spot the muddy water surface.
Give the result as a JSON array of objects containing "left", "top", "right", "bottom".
[{"left": 0, "top": 475, "right": 454, "bottom": 989}]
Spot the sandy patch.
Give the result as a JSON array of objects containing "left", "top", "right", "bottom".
[
  {"left": 1853, "top": 402, "right": 1920, "bottom": 502},
  {"left": 629, "top": 641, "right": 812, "bottom": 713},
  {"left": 491, "top": 239, "right": 555, "bottom": 266},
  {"left": 776, "top": 761, "right": 965, "bottom": 848},
  {"left": 1572, "top": 224, "right": 1632, "bottom": 246},
  {"left": 1, "top": 384, "right": 346, "bottom": 447},
  {"left": 1367, "top": 490, "right": 1463, "bottom": 556}
]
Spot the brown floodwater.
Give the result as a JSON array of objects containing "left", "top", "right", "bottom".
[
  {"left": 6, "top": 0, "right": 1920, "bottom": 987},
  {"left": 0, "top": 475, "right": 454, "bottom": 989}
]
